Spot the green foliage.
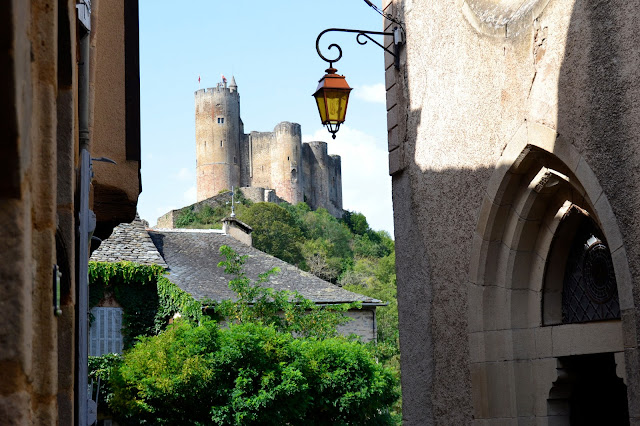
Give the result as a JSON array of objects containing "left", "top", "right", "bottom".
[
  {"left": 174, "top": 189, "right": 252, "bottom": 229},
  {"left": 237, "top": 202, "right": 304, "bottom": 266},
  {"left": 88, "top": 261, "right": 202, "bottom": 346},
  {"left": 342, "top": 211, "right": 369, "bottom": 236},
  {"left": 110, "top": 320, "right": 399, "bottom": 425},
  {"left": 88, "top": 353, "right": 122, "bottom": 413},
  {"left": 155, "top": 276, "right": 204, "bottom": 327},
  {"left": 215, "top": 245, "right": 355, "bottom": 339},
  {"left": 341, "top": 253, "right": 401, "bottom": 418}
]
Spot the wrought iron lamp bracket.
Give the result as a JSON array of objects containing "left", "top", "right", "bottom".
[{"left": 316, "top": 27, "right": 403, "bottom": 69}]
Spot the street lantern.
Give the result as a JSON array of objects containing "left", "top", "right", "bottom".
[
  {"left": 313, "top": 23, "right": 403, "bottom": 139},
  {"left": 313, "top": 67, "right": 352, "bottom": 139}
]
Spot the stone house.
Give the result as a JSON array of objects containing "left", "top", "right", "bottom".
[
  {"left": 382, "top": 0, "right": 640, "bottom": 424},
  {"left": 1, "top": 1, "right": 142, "bottom": 424},
  {"left": 88, "top": 216, "right": 384, "bottom": 353}
]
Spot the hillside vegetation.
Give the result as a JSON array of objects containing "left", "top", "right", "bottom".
[{"left": 175, "top": 194, "right": 401, "bottom": 412}]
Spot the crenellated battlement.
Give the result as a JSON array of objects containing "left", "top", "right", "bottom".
[{"left": 194, "top": 85, "right": 239, "bottom": 97}]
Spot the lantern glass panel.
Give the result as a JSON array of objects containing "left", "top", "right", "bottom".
[
  {"left": 324, "top": 89, "right": 349, "bottom": 123},
  {"left": 314, "top": 93, "right": 327, "bottom": 123}
]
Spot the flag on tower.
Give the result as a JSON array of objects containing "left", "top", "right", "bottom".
[
  {"left": 198, "top": 75, "right": 201, "bottom": 84},
  {"left": 221, "top": 74, "right": 227, "bottom": 84}
]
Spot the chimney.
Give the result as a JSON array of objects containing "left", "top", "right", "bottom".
[{"left": 221, "top": 217, "right": 253, "bottom": 246}]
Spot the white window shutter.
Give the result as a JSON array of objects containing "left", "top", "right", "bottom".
[{"left": 89, "top": 307, "right": 123, "bottom": 356}]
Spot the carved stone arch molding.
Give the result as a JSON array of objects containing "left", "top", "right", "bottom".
[
  {"left": 467, "top": 121, "right": 636, "bottom": 423},
  {"left": 461, "top": 0, "right": 551, "bottom": 38}
]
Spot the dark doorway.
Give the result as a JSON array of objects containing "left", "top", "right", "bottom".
[{"left": 552, "top": 353, "right": 629, "bottom": 425}]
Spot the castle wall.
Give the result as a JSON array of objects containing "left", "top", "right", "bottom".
[
  {"left": 247, "top": 131, "right": 274, "bottom": 189},
  {"left": 239, "top": 133, "right": 251, "bottom": 187},
  {"left": 303, "top": 141, "right": 329, "bottom": 211},
  {"left": 195, "top": 83, "right": 341, "bottom": 216},
  {"left": 239, "top": 186, "right": 285, "bottom": 204},
  {"left": 271, "top": 122, "right": 304, "bottom": 205},
  {"left": 302, "top": 142, "right": 343, "bottom": 217},
  {"left": 327, "top": 155, "right": 343, "bottom": 217},
  {"left": 195, "top": 86, "right": 241, "bottom": 201}
]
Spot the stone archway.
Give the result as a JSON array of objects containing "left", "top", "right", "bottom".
[{"left": 467, "top": 121, "right": 636, "bottom": 423}]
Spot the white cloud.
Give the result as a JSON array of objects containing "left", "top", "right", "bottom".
[
  {"left": 303, "top": 125, "right": 394, "bottom": 235},
  {"left": 183, "top": 185, "right": 197, "bottom": 203},
  {"left": 174, "top": 167, "right": 193, "bottom": 182},
  {"left": 354, "top": 83, "right": 386, "bottom": 104}
]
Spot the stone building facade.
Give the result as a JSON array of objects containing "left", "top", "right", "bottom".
[
  {"left": 195, "top": 79, "right": 343, "bottom": 217},
  {"left": 90, "top": 217, "right": 383, "bottom": 343},
  {"left": 1, "top": 1, "right": 141, "bottom": 424},
  {"left": 383, "top": 0, "right": 640, "bottom": 424}
]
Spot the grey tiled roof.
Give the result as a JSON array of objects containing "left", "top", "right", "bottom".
[
  {"left": 148, "top": 229, "right": 383, "bottom": 305},
  {"left": 90, "top": 215, "right": 167, "bottom": 268}
]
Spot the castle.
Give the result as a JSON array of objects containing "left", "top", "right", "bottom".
[{"left": 194, "top": 77, "right": 342, "bottom": 217}]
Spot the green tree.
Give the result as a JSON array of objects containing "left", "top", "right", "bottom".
[
  {"left": 215, "top": 245, "right": 353, "bottom": 339},
  {"left": 342, "top": 211, "right": 370, "bottom": 236},
  {"left": 110, "top": 320, "right": 398, "bottom": 425},
  {"left": 238, "top": 202, "right": 304, "bottom": 265}
]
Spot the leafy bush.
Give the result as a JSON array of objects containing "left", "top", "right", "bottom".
[
  {"left": 110, "top": 320, "right": 399, "bottom": 425},
  {"left": 88, "top": 353, "right": 122, "bottom": 414},
  {"left": 215, "top": 245, "right": 355, "bottom": 339}
]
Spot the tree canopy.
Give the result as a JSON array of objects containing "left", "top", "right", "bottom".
[{"left": 94, "top": 246, "right": 399, "bottom": 425}]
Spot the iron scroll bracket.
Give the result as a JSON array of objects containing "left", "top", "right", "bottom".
[{"left": 316, "top": 27, "right": 403, "bottom": 69}]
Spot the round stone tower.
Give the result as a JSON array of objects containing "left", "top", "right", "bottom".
[
  {"left": 271, "top": 122, "right": 304, "bottom": 204},
  {"left": 195, "top": 77, "right": 241, "bottom": 201}
]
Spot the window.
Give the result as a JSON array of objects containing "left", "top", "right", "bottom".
[
  {"left": 234, "top": 156, "right": 237, "bottom": 164},
  {"left": 561, "top": 216, "right": 620, "bottom": 323},
  {"left": 217, "top": 117, "right": 224, "bottom": 124},
  {"left": 89, "top": 307, "right": 124, "bottom": 356},
  {"left": 220, "top": 140, "right": 223, "bottom": 147}
]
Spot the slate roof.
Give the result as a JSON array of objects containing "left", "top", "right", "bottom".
[
  {"left": 90, "top": 215, "right": 167, "bottom": 268},
  {"left": 148, "top": 229, "right": 384, "bottom": 305}
]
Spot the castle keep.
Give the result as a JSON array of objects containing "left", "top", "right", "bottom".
[{"left": 195, "top": 77, "right": 342, "bottom": 217}]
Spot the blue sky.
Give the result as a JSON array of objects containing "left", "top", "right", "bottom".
[{"left": 137, "top": 0, "right": 393, "bottom": 234}]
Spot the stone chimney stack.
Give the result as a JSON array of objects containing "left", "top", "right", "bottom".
[{"left": 222, "top": 217, "right": 252, "bottom": 246}]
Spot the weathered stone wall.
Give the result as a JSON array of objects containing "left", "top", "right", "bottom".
[
  {"left": 91, "top": 0, "right": 141, "bottom": 239},
  {"left": 387, "top": 0, "right": 640, "bottom": 424},
  {"left": 303, "top": 142, "right": 329, "bottom": 211},
  {"left": 302, "top": 142, "right": 343, "bottom": 217},
  {"left": 247, "top": 131, "right": 274, "bottom": 189},
  {"left": 239, "top": 133, "right": 251, "bottom": 187},
  {"left": 157, "top": 210, "right": 179, "bottom": 229},
  {"left": 0, "top": 1, "right": 140, "bottom": 423},
  {"left": 337, "top": 308, "right": 377, "bottom": 343},
  {"left": 328, "top": 155, "right": 343, "bottom": 217},
  {"left": 239, "top": 186, "right": 285, "bottom": 204},
  {"left": 195, "top": 85, "right": 241, "bottom": 201},
  {"left": 271, "top": 122, "right": 304, "bottom": 205}
]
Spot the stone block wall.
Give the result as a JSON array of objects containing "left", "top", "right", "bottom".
[
  {"left": 247, "top": 131, "right": 275, "bottom": 189},
  {"left": 387, "top": 0, "right": 640, "bottom": 424},
  {"left": 337, "top": 308, "right": 377, "bottom": 343},
  {"left": 1, "top": 1, "right": 141, "bottom": 423},
  {"left": 195, "top": 85, "right": 241, "bottom": 201}
]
